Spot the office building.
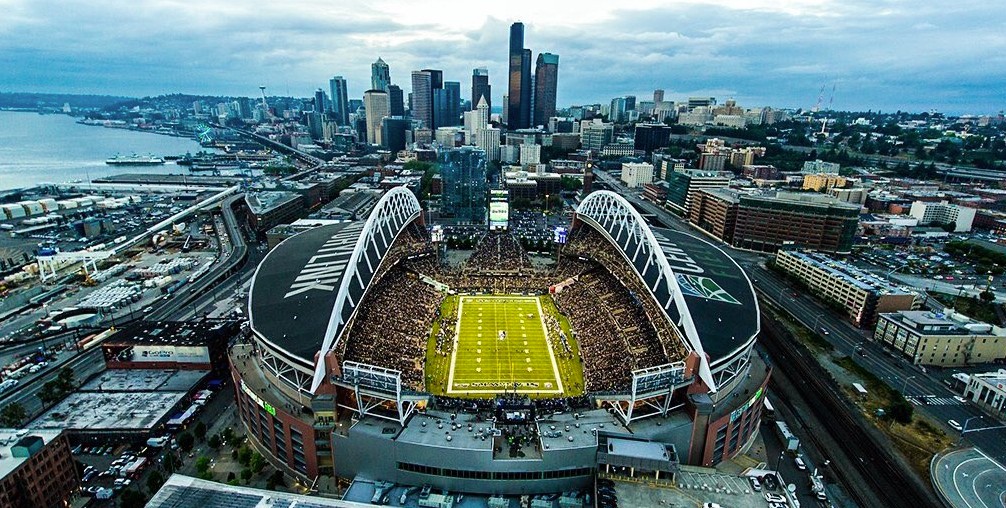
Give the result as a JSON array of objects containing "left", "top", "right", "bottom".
[
  {"left": 581, "top": 121, "right": 614, "bottom": 151},
  {"left": 776, "top": 249, "right": 918, "bottom": 327},
  {"left": 533, "top": 53, "right": 559, "bottom": 127},
  {"left": 439, "top": 147, "right": 488, "bottom": 222},
  {"left": 653, "top": 89, "right": 664, "bottom": 103},
  {"left": 371, "top": 57, "right": 391, "bottom": 92},
  {"left": 328, "top": 76, "right": 349, "bottom": 125},
  {"left": 313, "top": 88, "right": 327, "bottom": 113},
  {"left": 875, "top": 310, "right": 1006, "bottom": 367},
  {"left": 476, "top": 126, "right": 501, "bottom": 161},
  {"left": 410, "top": 70, "right": 434, "bottom": 129},
  {"left": 621, "top": 162, "right": 654, "bottom": 188},
  {"left": 472, "top": 67, "right": 491, "bottom": 113},
  {"left": 363, "top": 89, "right": 389, "bottom": 147},
  {"left": 964, "top": 370, "right": 1006, "bottom": 417},
  {"left": 688, "top": 97, "right": 716, "bottom": 110},
  {"left": 519, "top": 144, "right": 541, "bottom": 166},
  {"left": 507, "top": 22, "right": 532, "bottom": 129},
  {"left": 433, "top": 81, "right": 461, "bottom": 127},
  {"left": 609, "top": 97, "right": 629, "bottom": 123},
  {"left": 909, "top": 201, "right": 977, "bottom": 232},
  {"left": 803, "top": 173, "right": 849, "bottom": 192},
  {"left": 387, "top": 85, "right": 404, "bottom": 117},
  {"left": 634, "top": 123, "right": 673, "bottom": 153},
  {"left": 666, "top": 169, "right": 730, "bottom": 215},
  {"left": 690, "top": 189, "right": 861, "bottom": 254},
  {"left": 381, "top": 117, "right": 409, "bottom": 153},
  {"left": 0, "top": 429, "right": 77, "bottom": 508}
]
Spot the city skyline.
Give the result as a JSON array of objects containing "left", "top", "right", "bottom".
[{"left": 1, "top": 0, "right": 1004, "bottom": 114}]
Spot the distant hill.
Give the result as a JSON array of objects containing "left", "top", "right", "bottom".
[{"left": 0, "top": 92, "right": 134, "bottom": 109}]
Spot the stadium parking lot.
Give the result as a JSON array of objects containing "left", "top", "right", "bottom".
[{"left": 612, "top": 470, "right": 782, "bottom": 508}]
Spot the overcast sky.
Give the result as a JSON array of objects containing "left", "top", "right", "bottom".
[{"left": 1, "top": 0, "right": 1003, "bottom": 114}]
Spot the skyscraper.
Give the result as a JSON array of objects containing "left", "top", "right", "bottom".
[
  {"left": 435, "top": 81, "right": 461, "bottom": 127},
  {"left": 329, "top": 76, "right": 349, "bottom": 125},
  {"left": 653, "top": 89, "right": 665, "bottom": 103},
  {"left": 363, "top": 89, "right": 389, "bottom": 146},
  {"left": 532, "top": 52, "right": 558, "bottom": 127},
  {"left": 507, "top": 22, "right": 532, "bottom": 129},
  {"left": 439, "top": 146, "right": 488, "bottom": 222},
  {"left": 472, "top": 68, "right": 491, "bottom": 113},
  {"left": 371, "top": 58, "right": 391, "bottom": 92},
  {"left": 313, "top": 88, "right": 327, "bottom": 113},
  {"left": 387, "top": 84, "right": 405, "bottom": 117},
  {"left": 411, "top": 71, "right": 433, "bottom": 129}
]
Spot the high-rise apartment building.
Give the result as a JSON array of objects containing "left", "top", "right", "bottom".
[
  {"left": 472, "top": 68, "right": 491, "bottom": 113},
  {"left": 533, "top": 53, "right": 558, "bottom": 127},
  {"left": 507, "top": 22, "right": 532, "bottom": 129},
  {"left": 371, "top": 57, "right": 391, "bottom": 92},
  {"left": 363, "top": 89, "right": 389, "bottom": 147},
  {"left": 328, "top": 76, "right": 349, "bottom": 125}
]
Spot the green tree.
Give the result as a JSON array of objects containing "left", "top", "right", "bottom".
[
  {"left": 887, "top": 398, "right": 914, "bottom": 424},
  {"left": 221, "top": 427, "right": 235, "bottom": 445},
  {"left": 241, "top": 467, "right": 253, "bottom": 484},
  {"left": 0, "top": 403, "right": 27, "bottom": 427},
  {"left": 238, "top": 445, "right": 253, "bottom": 467},
  {"left": 193, "top": 421, "right": 207, "bottom": 441},
  {"left": 163, "top": 452, "right": 177, "bottom": 475},
  {"left": 120, "top": 489, "right": 147, "bottom": 508},
  {"left": 266, "top": 470, "right": 285, "bottom": 490},
  {"left": 250, "top": 452, "right": 266, "bottom": 474},
  {"left": 195, "top": 456, "right": 211, "bottom": 475},
  {"left": 980, "top": 290, "right": 995, "bottom": 303},
  {"left": 208, "top": 434, "right": 222, "bottom": 449},
  {"left": 176, "top": 432, "right": 195, "bottom": 452},
  {"left": 146, "top": 470, "right": 165, "bottom": 494}
]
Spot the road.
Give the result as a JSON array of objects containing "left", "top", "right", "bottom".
[{"left": 593, "top": 169, "right": 1006, "bottom": 493}]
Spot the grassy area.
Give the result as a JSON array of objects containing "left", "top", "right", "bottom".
[
  {"left": 764, "top": 303, "right": 834, "bottom": 352},
  {"left": 425, "top": 295, "right": 584, "bottom": 398},
  {"left": 769, "top": 302, "right": 953, "bottom": 482}
]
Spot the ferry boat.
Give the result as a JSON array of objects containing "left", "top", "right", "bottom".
[{"left": 105, "top": 154, "right": 165, "bottom": 165}]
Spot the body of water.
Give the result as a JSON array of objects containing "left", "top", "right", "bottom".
[{"left": 0, "top": 111, "right": 207, "bottom": 191}]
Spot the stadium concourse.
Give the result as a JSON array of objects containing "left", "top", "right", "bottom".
[{"left": 231, "top": 187, "right": 767, "bottom": 496}]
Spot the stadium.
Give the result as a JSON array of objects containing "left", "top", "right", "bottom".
[{"left": 232, "top": 187, "right": 768, "bottom": 495}]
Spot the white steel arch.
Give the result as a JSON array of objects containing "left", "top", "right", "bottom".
[
  {"left": 309, "top": 186, "right": 423, "bottom": 393},
  {"left": 575, "top": 190, "right": 717, "bottom": 392}
]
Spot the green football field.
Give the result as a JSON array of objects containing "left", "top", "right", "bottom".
[{"left": 446, "top": 295, "right": 564, "bottom": 396}]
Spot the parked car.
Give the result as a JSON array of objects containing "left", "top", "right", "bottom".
[{"left": 794, "top": 456, "right": 807, "bottom": 470}]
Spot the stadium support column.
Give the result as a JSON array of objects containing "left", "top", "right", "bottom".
[{"left": 687, "top": 392, "right": 715, "bottom": 466}]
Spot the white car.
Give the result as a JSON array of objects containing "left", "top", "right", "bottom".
[
  {"left": 948, "top": 419, "right": 963, "bottom": 431},
  {"left": 764, "top": 492, "right": 786, "bottom": 503},
  {"left": 794, "top": 456, "right": 807, "bottom": 470},
  {"left": 953, "top": 395, "right": 968, "bottom": 404}
]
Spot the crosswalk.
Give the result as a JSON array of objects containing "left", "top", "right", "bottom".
[{"left": 907, "top": 395, "right": 964, "bottom": 406}]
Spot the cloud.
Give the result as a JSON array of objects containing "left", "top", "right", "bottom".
[{"left": 0, "top": 0, "right": 1002, "bottom": 113}]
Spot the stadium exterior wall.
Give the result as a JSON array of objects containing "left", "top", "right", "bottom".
[{"left": 230, "top": 362, "right": 321, "bottom": 481}]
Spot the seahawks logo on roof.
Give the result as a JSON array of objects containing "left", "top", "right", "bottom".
[{"left": 676, "top": 274, "right": 741, "bottom": 305}]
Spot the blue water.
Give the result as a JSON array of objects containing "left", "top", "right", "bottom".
[{"left": 0, "top": 111, "right": 207, "bottom": 191}]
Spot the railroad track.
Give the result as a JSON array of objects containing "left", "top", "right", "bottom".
[{"left": 760, "top": 314, "right": 939, "bottom": 508}]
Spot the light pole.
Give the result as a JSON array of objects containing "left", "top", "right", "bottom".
[
  {"left": 959, "top": 416, "right": 983, "bottom": 445},
  {"left": 901, "top": 375, "right": 916, "bottom": 396},
  {"left": 774, "top": 451, "right": 785, "bottom": 472}
]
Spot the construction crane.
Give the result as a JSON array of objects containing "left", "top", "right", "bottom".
[{"left": 811, "top": 84, "right": 826, "bottom": 113}]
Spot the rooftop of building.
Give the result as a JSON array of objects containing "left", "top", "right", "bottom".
[
  {"left": 882, "top": 309, "right": 1003, "bottom": 336},
  {"left": 148, "top": 474, "right": 369, "bottom": 508},
  {"left": 780, "top": 250, "right": 916, "bottom": 296},
  {"left": 105, "top": 320, "right": 239, "bottom": 347},
  {"left": 245, "top": 191, "right": 302, "bottom": 215},
  {"left": 0, "top": 428, "right": 64, "bottom": 480},
  {"left": 971, "top": 369, "right": 1006, "bottom": 384},
  {"left": 30, "top": 391, "right": 190, "bottom": 432},
  {"left": 78, "top": 369, "right": 208, "bottom": 393}
]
